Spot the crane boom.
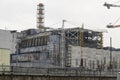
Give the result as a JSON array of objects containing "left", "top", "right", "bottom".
[
  {"left": 104, "top": 2, "right": 120, "bottom": 9},
  {"left": 104, "top": 2, "right": 120, "bottom": 28},
  {"left": 107, "top": 24, "right": 120, "bottom": 28}
]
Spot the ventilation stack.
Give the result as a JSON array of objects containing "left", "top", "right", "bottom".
[{"left": 37, "top": 3, "right": 45, "bottom": 31}]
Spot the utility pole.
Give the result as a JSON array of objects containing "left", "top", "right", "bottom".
[
  {"left": 80, "top": 24, "right": 84, "bottom": 67},
  {"left": 61, "top": 20, "right": 66, "bottom": 67},
  {"left": 110, "top": 37, "right": 112, "bottom": 69}
]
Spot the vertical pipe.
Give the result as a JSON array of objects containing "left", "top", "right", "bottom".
[
  {"left": 80, "top": 25, "right": 84, "bottom": 67},
  {"left": 110, "top": 37, "right": 112, "bottom": 69},
  {"left": 61, "top": 20, "right": 66, "bottom": 67}
]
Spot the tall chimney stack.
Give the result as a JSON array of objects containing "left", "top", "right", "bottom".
[{"left": 37, "top": 3, "right": 44, "bottom": 31}]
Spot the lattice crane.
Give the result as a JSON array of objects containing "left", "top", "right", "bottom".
[{"left": 104, "top": 2, "right": 120, "bottom": 28}]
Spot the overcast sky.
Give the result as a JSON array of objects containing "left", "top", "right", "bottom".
[{"left": 0, "top": 0, "right": 120, "bottom": 48}]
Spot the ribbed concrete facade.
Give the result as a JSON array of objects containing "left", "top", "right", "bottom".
[{"left": 67, "top": 45, "right": 120, "bottom": 70}]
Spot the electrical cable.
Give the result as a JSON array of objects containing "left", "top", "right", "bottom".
[
  {"left": 66, "top": 20, "right": 81, "bottom": 27},
  {"left": 113, "top": 17, "right": 120, "bottom": 25},
  {"left": 113, "top": 0, "right": 120, "bottom": 4},
  {"left": 47, "top": 21, "right": 61, "bottom": 27}
]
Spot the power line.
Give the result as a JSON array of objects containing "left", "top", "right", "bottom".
[
  {"left": 47, "top": 21, "right": 61, "bottom": 27},
  {"left": 113, "top": 17, "right": 120, "bottom": 25},
  {"left": 113, "top": 0, "right": 120, "bottom": 4},
  {"left": 66, "top": 20, "right": 81, "bottom": 27}
]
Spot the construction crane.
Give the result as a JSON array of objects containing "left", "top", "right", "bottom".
[
  {"left": 107, "top": 24, "right": 120, "bottom": 28},
  {"left": 104, "top": 1, "right": 120, "bottom": 70},
  {"left": 103, "top": 2, "right": 120, "bottom": 28},
  {"left": 104, "top": 2, "right": 120, "bottom": 9}
]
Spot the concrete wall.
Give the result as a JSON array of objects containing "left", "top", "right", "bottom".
[
  {"left": 11, "top": 34, "right": 60, "bottom": 67},
  {"left": 0, "top": 75, "right": 116, "bottom": 80},
  {"left": 0, "top": 30, "right": 12, "bottom": 49},
  {"left": 0, "top": 49, "right": 10, "bottom": 65},
  {"left": 68, "top": 45, "right": 120, "bottom": 70},
  {"left": 0, "top": 29, "right": 13, "bottom": 67},
  {"left": 10, "top": 32, "right": 18, "bottom": 54}
]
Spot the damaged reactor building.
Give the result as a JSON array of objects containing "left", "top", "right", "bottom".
[
  {"left": 10, "top": 27, "right": 103, "bottom": 68},
  {"left": 10, "top": 3, "right": 103, "bottom": 68},
  {"left": 10, "top": 3, "right": 120, "bottom": 70}
]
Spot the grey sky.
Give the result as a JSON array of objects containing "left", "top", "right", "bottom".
[{"left": 0, "top": 0, "right": 120, "bottom": 48}]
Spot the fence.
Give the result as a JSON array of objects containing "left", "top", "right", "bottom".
[{"left": 0, "top": 65, "right": 118, "bottom": 77}]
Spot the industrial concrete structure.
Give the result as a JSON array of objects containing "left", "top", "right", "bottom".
[
  {"left": 9, "top": 2, "right": 120, "bottom": 70},
  {"left": 10, "top": 27, "right": 104, "bottom": 68},
  {"left": 0, "top": 73, "right": 116, "bottom": 80},
  {"left": 0, "top": 29, "right": 12, "bottom": 66},
  {"left": 9, "top": 27, "right": 120, "bottom": 71},
  {"left": 0, "top": 30, "right": 12, "bottom": 49},
  {"left": 0, "top": 49, "right": 10, "bottom": 65},
  {"left": 68, "top": 45, "right": 120, "bottom": 70},
  {"left": 10, "top": 2, "right": 104, "bottom": 68},
  {"left": 37, "top": 3, "right": 45, "bottom": 31},
  {"left": 0, "top": 2, "right": 120, "bottom": 80}
]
